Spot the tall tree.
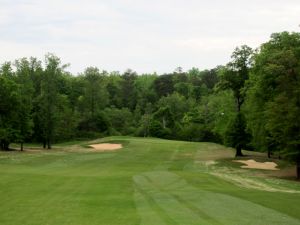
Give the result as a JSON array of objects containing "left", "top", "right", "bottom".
[
  {"left": 77, "top": 67, "right": 109, "bottom": 135},
  {"left": 246, "top": 32, "right": 300, "bottom": 177},
  {"left": 199, "top": 69, "right": 219, "bottom": 90},
  {"left": 121, "top": 69, "right": 137, "bottom": 110},
  {"left": 15, "top": 58, "right": 34, "bottom": 151},
  {"left": 134, "top": 74, "right": 157, "bottom": 110},
  {"left": 106, "top": 72, "right": 123, "bottom": 108},
  {"left": 218, "top": 45, "right": 253, "bottom": 156},
  {"left": 80, "top": 67, "right": 108, "bottom": 116},
  {"left": 153, "top": 74, "right": 174, "bottom": 97},
  {"left": 37, "top": 54, "right": 66, "bottom": 149},
  {"left": 0, "top": 63, "right": 20, "bottom": 150}
]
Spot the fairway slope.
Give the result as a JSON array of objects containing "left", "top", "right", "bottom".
[{"left": 0, "top": 137, "right": 299, "bottom": 225}]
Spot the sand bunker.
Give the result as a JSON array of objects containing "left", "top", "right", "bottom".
[
  {"left": 233, "top": 159, "right": 279, "bottom": 170},
  {"left": 89, "top": 143, "right": 122, "bottom": 151}
]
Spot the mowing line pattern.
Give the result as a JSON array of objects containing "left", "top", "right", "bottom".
[{"left": 134, "top": 171, "right": 300, "bottom": 225}]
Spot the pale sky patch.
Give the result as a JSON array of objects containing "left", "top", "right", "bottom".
[{"left": 0, "top": 0, "right": 299, "bottom": 74}]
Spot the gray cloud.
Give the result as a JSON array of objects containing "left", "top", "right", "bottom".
[{"left": 0, "top": 0, "right": 299, "bottom": 74}]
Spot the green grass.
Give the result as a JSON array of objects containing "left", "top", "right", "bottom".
[{"left": 0, "top": 137, "right": 300, "bottom": 225}]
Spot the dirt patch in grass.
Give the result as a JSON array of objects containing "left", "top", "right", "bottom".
[
  {"left": 89, "top": 143, "right": 122, "bottom": 151},
  {"left": 24, "top": 149, "right": 43, "bottom": 153},
  {"left": 211, "top": 171, "right": 300, "bottom": 193},
  {"left": 273, "top": 166, "right": 297, "bottom": 179},
  {"left": 233, "top": 159, "right": 279, "bottom": 170}
]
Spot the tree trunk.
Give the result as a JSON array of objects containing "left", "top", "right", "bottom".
[
  {"left": 237, "top": 102, "right": 240, "bottom": 112},
  {"left": 1, "top": 140, "right": 10, "bottom": 151},
  {"left": 21, "top": 142, "right": 24, "bottom": 151},
  {"left": 237, "top": 97, "right": 241, "bottom": 112},
  {"left": 1, "top": 142, "right": 9, "bottom": 151},
  {"left": 162, "top": 117, "right": 166, "bottom": 129},
  {"left": 235, "top": 145, "right": 243, "bottom": 157},
  {"left": 43, "top": 140, "right": 46, "bottom": 149},
  {"left": 267, "top": 149, "right": 271, "bottom": 158},
  {"left": 297, "top": 159, "right": 300, "bottom": 180},
  {"left": 47, "top": 139, "right": 51, "bottom": 149}
]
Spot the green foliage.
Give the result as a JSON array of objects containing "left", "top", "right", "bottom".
[
  {"left": 14, "top": 58, "right": 34, "bottom": 149},
  {"left": 153, "top": 106, "right": 175, "bottom": 130},
  {"left": 214, "top": 45, "right": 254, "bottom": 156},
  {"left": 36, "top": 54, "right": 67, "bottom": 149},
  {"left": 103, "top": 107, "right": 135, "bottom": 135},
  {"left": 217, "top": 45, "right": 253, "bottom": 111},
  {"left": 0, "top": 75, "right": 20, "bottom": 150},
  {"left": 149, "top": 119, "right": 171, "bottom": 138},
  {"left": 0, "top": 53, "right": 234, "bottom": 148},
  {"left": 178, "top": 123, "right": 219, "bottom": 142},
  {"left": 246, "top": 32, "right": 300, "bottom": 166},
  {"left": 54, "top": 95, "right": 79, "bottom": 141},
  {"left": 225, "top": 113, "right": 251, "bottom": 156},
  {"left": 79, "top": 67, "right": 109, "bottom": 116},
  {"left": 1, "top": 31, "right": 300, "bottom": 178},
  {"left": 77, "top": 111, "right": 109, "bottom": 138},
  {"left": 106, "top": 73, "right": 123, "bottom": 108},
  {"left": 157, "top": 93, "right": 192, "bottom": 122},
  {"left": 204, "top": 91, "right": 236, "bottom": 141},
  {"left": 199, "top": 69, "right": 219, "bottom": 90},
  {"left": 153, "top": 74, "right": 174, "bottom": 97},
  {"left": 134, "top": 74, "right": 157, "bottom": 108},
  {"left": 135, "top": 103, "right": 153, "bottom": 137},
  {"left": 121, "top": 69, "right": 138, "bottom": 110}
]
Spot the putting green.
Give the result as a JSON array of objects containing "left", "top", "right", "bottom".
[{"left": 0, "top": 137, "right": 299, "bottom": 225}]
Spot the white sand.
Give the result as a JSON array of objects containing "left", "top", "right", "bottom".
[
  {"left": 89, "top": 143, "right": 122, "bottom": 151},
  {"left": 233, "top": 159, "right": 279, "bottom": 170}
]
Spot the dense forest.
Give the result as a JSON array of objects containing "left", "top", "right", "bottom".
[{"left": 1, "top": 31, "right": 300, "bottom": 176}]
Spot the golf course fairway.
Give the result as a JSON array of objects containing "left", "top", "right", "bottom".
[{"left": 0, "top": 137, "right": 299, "bottom": 225}]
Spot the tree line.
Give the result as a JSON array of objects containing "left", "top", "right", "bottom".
[{"left": 1, "top": 31, "right": 300, "bottom": 177}]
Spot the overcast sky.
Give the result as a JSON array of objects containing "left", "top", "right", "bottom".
[{"left": 0, "top": 0, "right": 299, "bottom": 74}]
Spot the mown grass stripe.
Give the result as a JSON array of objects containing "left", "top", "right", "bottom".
[{"left": 135, "top": 184, "right": 178, "bottom": 225}]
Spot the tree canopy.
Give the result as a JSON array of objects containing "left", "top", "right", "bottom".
[{"left": 1, "top": 31, "right": 300, "bottom": 177}]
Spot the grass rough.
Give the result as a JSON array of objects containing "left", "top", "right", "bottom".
[{"left": 0, "top": 137, "right": 299, "bottom": 225}]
